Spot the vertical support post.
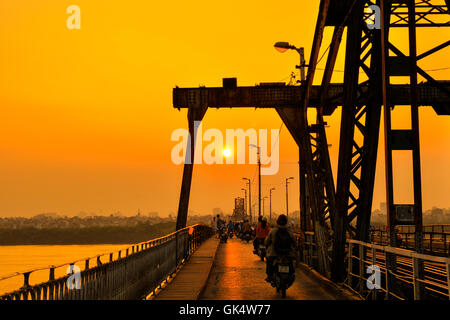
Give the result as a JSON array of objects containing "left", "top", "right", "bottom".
[
  {"left": 300, "top": 152, "right": 307, "bottom": 233},
  {"left": 348, "top": 242, "right": 353, "bottom": 286},
  {"left": 333, "top": 0, "right": 363, "bottom": 282},
  {"left": 407, "top": 0, "right": 425, "bottom": 295},
  {"left": 407, "top": 0, "right": 424, "bottom": 256},
  {"left": 412, "top": 256, "right": 421, "bottom": 300},
  {"left": 430, "top": 233, "right": 433, "bottom": 253},
  {"left": 444, "top": 234, "right": 447, "bottom": 256},
  {"left": 23, "top": 272, "right": 30, "bottom": 288},
  {"left": 359, "top": 244, "right": 364, "bottom": 293},
  {"left": 175, "top": 232, "right": 179, "bottom": 268},
  {"left": 446, "top": 262, "right": 450, "bottom": 300},
  {"left": 176, "top": 105, "right": 207, "bottom": 230},
  {"left": 49, "top": 268, "right": 55, "bottom": 281},
  {"left": 385, "top": 253, "right": 390, "bottom": 299},
  {"left": 371, "top": 247, "right": 377, "bottom": 300},
  {"left": 380, "top": 0, "right": 399, "bottom": 299},
  {"left": 300, "top": 0, "right": 332, "bottom": 278}
]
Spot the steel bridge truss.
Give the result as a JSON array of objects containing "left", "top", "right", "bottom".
[{"left": 172, "top": 0, "right": 450, "bottom": 282}]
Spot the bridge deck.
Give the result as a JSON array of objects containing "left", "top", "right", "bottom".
[
  {"left": 155, "top": 236, "right": 356, "bottom": 300},
  {"left": 200, "top": 237, "right": 354, "bottom": 300},
  {"left": 153, "top": 237, "right": 220, "bottom": 300}
]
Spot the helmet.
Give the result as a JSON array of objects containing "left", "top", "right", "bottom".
[{"left": 276, "top": 214, "right": 288, "bottom": 226}]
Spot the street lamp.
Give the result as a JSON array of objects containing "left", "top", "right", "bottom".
[
  {"left": 269, "top": 187, "right": 275, "bottom": 222},
  {"left": 242, "top": 178, "right": 252, "bottom": 221},
  {"left": 241, "top": 188, "right": 247, "bottom": 216},
  {"left": 262, "top": 196, "right": 268, "bottom": 217},
  {"left": 249, "top": 144, "right": 262, "bottom": 218},
  {"left": 274, "top": 42, "right": 306, "bottom": 83},
  {"left": 285, "top": 177, "right": 294, "bottom": 219}
]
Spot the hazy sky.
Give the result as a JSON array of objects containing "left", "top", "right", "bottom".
[{"left": 0, "top": 1, "right": 449, "bottom": 218}]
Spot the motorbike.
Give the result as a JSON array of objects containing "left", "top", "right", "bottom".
[
  {"left": 243, "top": 231, "right": 252, "bottom": 243},
  {"left": 258, "top": 243, "right": 266, "bottom": 261},
  {"left": 219, "top": 227, "right": 228, "bottom": 243},
  {"left": 253, "top": 238, "right": 266, "bottom": 261},
  {"left": 272, "top": 256, "right": 295, "bottom": 298}
]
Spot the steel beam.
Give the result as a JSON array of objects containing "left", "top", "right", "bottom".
[
  {"left": 176, "top": 106, "right": 207, "bottom": 230},
  {"left": 173, "top": 83, "right": 450, "bottom": 114}
]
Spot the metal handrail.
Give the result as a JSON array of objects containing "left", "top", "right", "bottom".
[
  {"left": 0, "top": 225, "right": 193, "bottom": 282},
  {"left": 295, "top": 229, "right": 450, "bottom": 300},
  {"left": 370, "top": 226, "right": 450, "bottom": 256},
  {"left": 347, "top": 239, "right": 450, "bottom": 300},
  {"left": 0, "top": 224, "right": 213, "bottom": 300}
]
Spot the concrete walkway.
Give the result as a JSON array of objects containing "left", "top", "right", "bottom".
[
  {"left": 200, "top": 237, "right": 355, "bottom": 300},
  {"left": 154, "top": 237, "right": 220, "bottom": 300}
]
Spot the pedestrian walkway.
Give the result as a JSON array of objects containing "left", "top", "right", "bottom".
[{"left": 153, "top": 237, "right": 220, "bottom": 300}]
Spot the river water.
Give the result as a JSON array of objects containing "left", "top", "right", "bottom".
[{"left": 0, "top": 244, "right": 131, "bottom": 296}]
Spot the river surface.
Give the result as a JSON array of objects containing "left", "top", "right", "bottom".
[{"left": 0, "top": 244, "right": 130, "bottom": 295}]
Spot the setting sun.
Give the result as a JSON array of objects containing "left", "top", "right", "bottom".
[{"left": 222, "top": 148, "right": 232, "bottom": 158}]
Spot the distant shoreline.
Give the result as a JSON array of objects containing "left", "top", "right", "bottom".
[
  {"left": 0, "top": 242, "right": 141, "bottom": 246},
  {"left": 0, "top": 222, "right": 176, "bottom": 246}
]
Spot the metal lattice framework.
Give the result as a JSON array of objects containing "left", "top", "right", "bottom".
[{"left": 172, "top": 0, "right": 450, "bottom": 281}]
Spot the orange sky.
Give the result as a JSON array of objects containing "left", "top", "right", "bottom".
[{"left": 0, "top": 1, "right": 449, "bottom": 218}]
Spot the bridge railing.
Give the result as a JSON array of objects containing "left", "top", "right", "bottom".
[
  {"left": 370, "top": 225, "right": 450, "bottom": 256},
  {"left": 0, "top": 224, "right": 213, "bottom": 300},
  {"left": 347, "top": 239, "right": 450, "bottom": 300},
  {"left": 296, "top": 232, "right": 318, "bottom": 269}
]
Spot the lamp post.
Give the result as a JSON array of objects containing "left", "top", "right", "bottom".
[
  {"left": 249, "top": 144, "right": 261, "bottom": 218},
  {"left": 285, "top": 177, "right": 294, "bottom": 219},
  {"left": 275, "top": 41, "right": 306, "bottom": 230},
  {"left": 274, "top": 42, "right": 306, "bottom": 83},
  {"left": 263, "top": 196, "right": 268, "bottom": 217},
  {"left": 269, "top": 187, "right": 275, "bottom": 222},
  {"left": 242, "top": 178, "right": 251, "bottom": 221},
  {"left": 241, "top": 188, "right": 247, "bottom": 216}
]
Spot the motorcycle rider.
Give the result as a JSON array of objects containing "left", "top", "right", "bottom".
[
  {"left": 264, "top": 214, "right": 297, "bottom": 284},
  {"left": 254, "top": 217, "right": 270, "bottom": 253},
  {"left": 227, "top": 220, "right": 234, "bottom": 236},
  {"left": 234, "top": 221, "right": 241, "bottom": 234},
  {"left": 252, "top": 216, "right": 263, "bottom": 251},
  {"left": 242, "top": 219, "right": 251, "bottom": 238},
  {"left": 216, "top": 215, "right": 225, "bottom": 236}
]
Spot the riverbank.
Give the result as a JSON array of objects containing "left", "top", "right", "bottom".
[{"left": 0, "top": 222, "right": 175, "bottom": 245}]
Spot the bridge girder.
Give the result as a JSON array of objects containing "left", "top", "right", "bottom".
[{"left": 173, "top": 83, "right": 450, "bottom": 115}]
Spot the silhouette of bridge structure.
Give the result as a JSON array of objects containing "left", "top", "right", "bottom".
[
  {"left": 173, "top": 0, "right": 450, "bottom": 288},
  {"left": 1, "top": 0, "right": 450, "bottom": 301}
]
